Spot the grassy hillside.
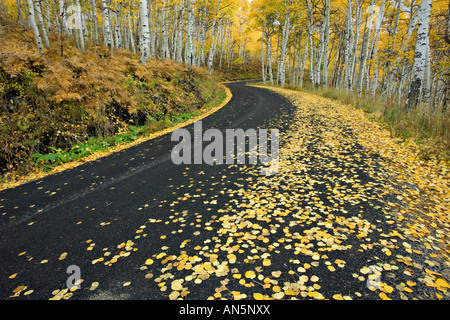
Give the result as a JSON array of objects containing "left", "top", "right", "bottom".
[{"left": 0, "top": 26, "right": 227, "bottom": 182}]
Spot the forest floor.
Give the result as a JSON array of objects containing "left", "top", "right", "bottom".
[{"left": 0, "top": 82, "right": 448, "bottom": 302}]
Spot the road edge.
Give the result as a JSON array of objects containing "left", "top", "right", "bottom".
[{"left": 0, "top": 83, "right": 233, "bottom": 192}]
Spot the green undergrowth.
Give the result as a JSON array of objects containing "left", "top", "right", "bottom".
[{"left": 29, "top": 110, "right": 206, "bottom": 172}]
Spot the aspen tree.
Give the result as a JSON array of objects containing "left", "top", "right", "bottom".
[
  {"left": 26, "top": 0, "right": 44, "bottom": 53},
  {"left": 139, "top": 0, "right": 151, "bottom": 63},
  {"left": 322, "top": 0, "right": 330, "bottom": 87},
  {"left": 405, "top": 0, "right": 433, "bottom": 109},
  {"left": 207, "top": 0, "right": 222, "bottom": 75}
]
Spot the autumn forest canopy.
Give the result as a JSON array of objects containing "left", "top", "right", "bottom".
[{"left": 0, "top": 0, "right": 449, "bottom": 179}]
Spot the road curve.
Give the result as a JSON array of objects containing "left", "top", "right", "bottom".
[{"left": 0, "top": 81, "right": 297, "bottom": 300}]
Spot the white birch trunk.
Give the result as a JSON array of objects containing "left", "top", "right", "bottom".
[
  {"left": 350, "top": 0, "right": 361, "bottom": 88},
  {"left": 369, "top": 0, "right": 386, "bottom": 96},
  {"left": 90, "top": 0, "right": 98, "bottom": 44},
  {"left": 75, "top": 0, "right": 85, "bottom": 52},
  {"left": 405, "top": 0, "right": 433, "bottom": 109},
  {"left": 261, "top": 21, "right": 266, "bottom": 84},
  {"left": 186, "top": 0, "right": 195, "bottom": 68},
  {"left": 344, "top": 0, "right": 353, "bottom": 90},
  {"left": 27, "top": 0, "right": 44, "bottom": 53},
  {"left": 175, "top": 2, "right": 184, "bottom": 63},
  {"left": 161, "top": 0, "right": 170, "bottom": 59},
  {"left": 113, "top": 10, "right": 122, "bottom": 51},
  {"left": 128, "top": 14, "right": 136, "bottom": 54},
  {"left": 139, "top": 0, "right": 150, "bottom": 63},
  {"left": 306, "top": 0, "right": 314, "bottom": 87},
  {"left": 322, "top": 0, "right": 330, "bottom": 87},
  {"left": 279, "top": 0, "right": 292, "bottom": 86},
  {"left": 148, "top": 0, "right": 155, "bottom": 57},
  {"left": 267, "top": 30, "right": 273, "bottom": 85},
  {"left": 394, "top": 10, "right": 419, "bottom": 103},
  {"left": 314, "top": 22, "right": 324, "bottom": 87},
  {"left": 33, "top": 0, "right": 49, "bottom": 48},
  {"left": 299, "top": 30, "right": 308, "bottom": 88},
  {"left": 422, "top": 38, "right": 431, "bottom": 103},
  {"left": 59, "top": 0, "right": 70, "bottom": 34},
  {"left": 356, "top": 0, "right": 376, "bottom": 93},
  {"left": 102, "top": 0, "right": 112, "bottom": 48},
  {"left": 207, "top": 0, "right": 222, "bottom": 74},
  {"left": 44, "top": 0, "right": 51, "bottom": 32}
]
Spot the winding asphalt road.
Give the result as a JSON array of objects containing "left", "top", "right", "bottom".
[{"left": 0, "top": 81, "right": 297, "bottom": 301}]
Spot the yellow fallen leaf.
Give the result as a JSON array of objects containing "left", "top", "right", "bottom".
[
  {"left": 436, "top": 278, "right": 450, "bottom": 288},
  {"left": 227, "top": 254, "right": 236, "bottom": 263},
  {"left": 90, "top": 282, "right": 99, "bottom": 291},
  {"left": 383, "top": 285, "right": 394, "bottom": 294},
  {"left": 263, "top": 259, "right": 271, "bottom": 266},
  {"left": 169, "top": 291, "right": 180, "bottom": 300},
  {"left": 171, "top": 279, "right": 183, "bottom": 291},
  {"left": 156, "top": 252, "right": 166, "bottom": 259},
  {"left": 9, "top": 273, "right": 18, "bottom": 279},
  {"left": 23, "top": 290, "right": 34, "bottom": 296},
  {"left": 272, "top": 292, "right": 284, "bottom": 299},
  {"left": 145, "top": 259, "right": 154, "bottom": 265},
  {"left": 272, "top": 270, "right": 282, "bottom": 278},
  {"left": 379, "top": 292, "right": 391, "bottom": 300},
  {"left": 406, "top": 281, "right": 416, "bottom": 287},
  {"left": 254, "top": 293, "right": 264, "bottom": 300}
]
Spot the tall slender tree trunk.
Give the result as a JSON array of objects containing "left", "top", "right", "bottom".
[
  {"left": 90, "top": 0, "right": 99, "bottom": 44},
  {"left": 350, "top": 0, "right": 361, "bottom": 89},
  {"left": 369, "top": 0, "right": 386, "bottom": 96},
  {"left": 443, "top": 0, "right": 450, "bottom": 111},
  {"left": 299, "top": 30, "right": 308, "bottom": 88},
  {"left": 322, "top": 0, "right": 330, "bottom": 87},
  {"left": 405, "top": 0, "right": 433, "bottom": 109},
  {"left": 161, "top": 0, "right": 170, "bottom": 59},
  {"left": 43, "top": 0, "right": 51, "bottom": 32},
  {"left": 27, "top": 0, "right": 44, "bottom": 53},
  {"left": 139, "top": 0, "right": 150, "bottom": 63},
  {"left": 59, "top": 0, "right": 70, "bottom": 35},
  {"left": 33, "top": 0, "right": 49, "bottom": 48},
  {"left": 186, "top": 0, "right": 195, "bottom": 68},
  {"left": 207, "top": 0, "right": 222, "bottom": 75},
  {"left": 75, "top": 0, "right": 85, "bottom": 52},
  {"left": 344, "top": 0, "right": 353, "bottom": 90},
  {"left": 356, "top": 0, "right": 376, "bottom": 94},
  {"left": 261, "top": 21, "right": 266, "bottom": 84},
  {"left": 267, "top": 30, "right": 273, "bottom": 85},
  {"left": 102, "top": 0, "right": 114, "bottom": 57},
  {"left": 306, "top": 0, "right": 314, "bottom": 87},
  {"left": 128, "top": 13, "right": 136, "bottom": 54},
  {"left": 279, "top": 0, "right": 292, "bottom": 87}
]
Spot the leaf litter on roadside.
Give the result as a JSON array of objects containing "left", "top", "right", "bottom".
[
  {"left": 8, "top": 87, "right": 449, "bottom": 300},
  {"left": 140, "top": 87, "right": 449, "bottom": 300}
]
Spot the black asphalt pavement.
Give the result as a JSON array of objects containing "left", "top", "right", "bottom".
[
  {"left": 1, "top": 81, "right": 447, "bottom": 307},
  {"left": 0, "top": 81, "right": 296, "bottom": 300}
]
